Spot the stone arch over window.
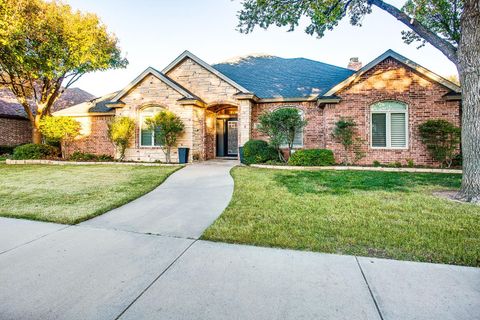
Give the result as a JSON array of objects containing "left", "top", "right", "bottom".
[
  {"left": 370, "top": 100, "right": 408, "bottom": 149},
  {"left": 275, "top": 106, "right": 304, "bottom": 148},
  {"left": 139, "top": 105, "right": 164, "bottom": 147}
]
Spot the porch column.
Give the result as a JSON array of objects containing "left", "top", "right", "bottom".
[{"left": 237, "top": 95, "right": 257, "bottom": 146}]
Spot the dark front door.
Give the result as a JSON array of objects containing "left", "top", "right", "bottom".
[{"left": 216, "top": 119, "right": 238, "bottom": 157}]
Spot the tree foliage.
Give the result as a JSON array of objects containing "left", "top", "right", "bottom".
[
  {"left": 332, "top": 118, "right": 365, "bottom": 165},
  {"left": 107, "top": 116, "right": 135, "bottom": 161},
  {"left": 39, "top": 116, "right": 80, "bottom": 158},
  {"left": 0, "top": 0, "right": 128, "bottom": 143},
  {"left": 145, "top": 110, "right": 185, "bottom": 163},
  {"left": 258, "top": 108, "right": 307, "bottom": 162},
  {"left": 419, "top": 119, "right": 461, "bottom": 168}
]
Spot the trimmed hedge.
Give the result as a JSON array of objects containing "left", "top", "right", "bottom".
[
  {"left": 288, "top": 149, "right": 335, "bottom": 166},
  {"left": 243, "top": 139, "right": 278, "bottom": 165},
  {"left": 12, "top": 144, "right": 59, "bottom": 160},
  {"left": 70, "top": 151, "right": 114, "bottom": 162}
]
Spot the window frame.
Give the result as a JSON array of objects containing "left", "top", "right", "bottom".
[
  {"left": 370, "top": 101, "right": 409, "bottom": 150},
  {"left": 139, "top": 106, "right": 164, "bottom": 148},
  {"left": 278, "top": 107, "right": 304, "bottom": 148}
]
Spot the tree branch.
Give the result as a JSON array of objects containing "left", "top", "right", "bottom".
[{"left": 368, "top": 0, "right": 458, "bottom": 64}]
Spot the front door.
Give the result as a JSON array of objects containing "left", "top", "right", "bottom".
[{"left": 216, "top": 119, "right": 238, "bottom": 157}]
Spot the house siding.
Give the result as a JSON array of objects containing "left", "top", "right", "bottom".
[{"left": 66, "top": 115, "right": 115, "bottom": 157}]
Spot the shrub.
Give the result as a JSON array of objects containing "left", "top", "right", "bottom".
[
  {"left": 418, "top": 120, "right": 461, "bottom": 168},
  {"left": 69, "top": 151, "right": 114, "bottom": 162},
  {"left": 12, "top": 144, "right": 59, "bottom": 160},
  {"left": 243, "top": 140, "right": 277, "bottom": 165},
  {"left": 288, "top": 149, "right": 335, "bottom": 166},
  {"left": 373, "top": 160, "right": 381, "bottom": 167},
  {"left": 258, "top": 108, "right": 307, "bottom": 162},
  {"left": 145, "top": 111, "right": 185, "bottom": 163},
  {"left": 387, "top": 161, "right": 402, "bottom": 168},
  {"left": 331, "top": 118, "right": 365, "bottom": 165},
  {"left": 108, "top": 117, "right": 136, "bottom": 161},
  {"left": 39, "top": 116, "right": 81, "bottom": 158},
  {"left": 406, "top": 159, "right": 415, "bottom": 168},
  {"left": 0, "top": 145, "right": 16, "bottom": 155},
  {"left": 97, "top": 154, "right": 114, "bottom": 162}
]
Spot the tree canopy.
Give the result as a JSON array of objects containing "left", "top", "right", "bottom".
[{"left": 0, "top": 0, "right": 128, "bottom": 142}]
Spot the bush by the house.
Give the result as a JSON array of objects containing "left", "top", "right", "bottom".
[
  {"left": 39, "top": 116, "right": 81, "bottom": 159},
  {"left": 288, "top": 149, "right": 335, "bottom": 166},
  {"left": 242, "top": 140, "right": 277, "bottom": 165},
  {"left": 0, "top": 145, "right": 16, "bottom": 155},
  {"left": 12, "top": 144, "right": 59, "bottom": 160},
  {"left": 108, "top": 117, "right": 136, "bottom": 161},
  {"left": 419, "top": 119, "right": 461, "bottom": 168},
  {"left": 69, "top": 151, "right": 113, "bottom": 162},
  {"left": 331, "top": 118, "right": 365, "bottom": 165}
]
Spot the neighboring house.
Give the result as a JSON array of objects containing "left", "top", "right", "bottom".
[
  {"left": 0, "top": 88, "right": 95, "bottom": 146},
  {"left": 54, "top": 49, "right": 461, "bottom": 165}
]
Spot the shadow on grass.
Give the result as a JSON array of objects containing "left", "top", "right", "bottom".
[{"left": 273, "top": 170, "right": 461, "bottom": 196}]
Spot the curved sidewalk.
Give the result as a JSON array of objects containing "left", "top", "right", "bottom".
[{"left": 81, "top": 160, "right": 236, "bottom": 239}]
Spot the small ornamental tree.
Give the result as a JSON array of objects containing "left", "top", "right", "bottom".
[
  {"left": 332, "top": 118, "right": 365, "bottom": 165},
  {"left": 145, "top": 110, "right": 185, "bottom": 163},
  {"left": 419, "top": 119, "right": 461, "bottom": 168},
  {"left": 39, "top": 116, "right": 80, "bottom": 158},
  {"left": 107, "top": 117, "right": 135, "bottom": 161},
  {"left": 258, "top": 108, "right": 307, "bottom": 162}
]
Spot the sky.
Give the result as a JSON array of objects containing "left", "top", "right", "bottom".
[{"left": 64, "top": 0, "right": 458, "bottom": 97}]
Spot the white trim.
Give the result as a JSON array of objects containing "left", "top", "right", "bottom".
[
  {"left": 162, "top": 50, "right": 251, "bottom": 93},
  {"left": 370, "top": 101, "right": 409, "bottom": 150}
]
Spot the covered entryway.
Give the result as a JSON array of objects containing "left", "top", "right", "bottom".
[{"left": 205, "top": 105, "right": 239, "bottom": 159}]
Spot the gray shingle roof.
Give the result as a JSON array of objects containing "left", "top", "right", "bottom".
[{"left": 213, "top": 56, "right": 355, "bottom": 99}]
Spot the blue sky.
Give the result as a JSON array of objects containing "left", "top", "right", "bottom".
[{"left": 65, "top": 0, "right": 458, "bottom": 97}]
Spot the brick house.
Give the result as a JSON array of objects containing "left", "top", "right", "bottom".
[
  {"left": 55, "top": 49, "right": 461, "bottom": 165},
  {"left": 0, "top": 88, "right": 94, "bottom": 146}
]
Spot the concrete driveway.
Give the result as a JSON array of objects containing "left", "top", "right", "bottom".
[{"left": 0, "top": 161, "right": 479, "bottom": 320}]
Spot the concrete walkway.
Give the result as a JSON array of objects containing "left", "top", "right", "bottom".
[
  {"left": 81, "top": 160, "right": 235, "bottom": 239},
  {"left": 0, "top": 160, "right": 479, "bottom": 320}
]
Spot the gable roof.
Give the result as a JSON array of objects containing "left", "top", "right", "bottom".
[
  {"left": 53, "top": 91, "right": 119, "bottom": 116},
  {"left": 163, "top": 50, "right": 251, "bottom": 93},
  {"left": 213, "top": 56, "right": 355, "bottom": 99},
  {"left": 110, "top": 67, "right": 200, "bottom": 102},
  {"left": 324, "top": 49, "right": 461, "bottom": 96},
  {"left": 0, "top": 87, "right": 94, "bottom": 119}
]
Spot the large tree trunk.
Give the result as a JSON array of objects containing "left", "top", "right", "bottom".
[
  {"left": 32, "top": 114, "right": 42, "bottom": 144},
  {"left": 456, "top": 0, "right": 480, "bottom": 203}
]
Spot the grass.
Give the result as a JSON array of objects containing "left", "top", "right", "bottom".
[
  {"left": 203, "top": 167, "right": 480, "bottom": 267},
  {"left": 0, "top": 164, "right": 181, "bottom": 224}
]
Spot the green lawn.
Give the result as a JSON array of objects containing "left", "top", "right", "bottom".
[
  {"left": 203, "top": 167, "right": 480, "bottom": 267},
  {"left": 0, "top": 164, "right": 180, "bottom": 224}
]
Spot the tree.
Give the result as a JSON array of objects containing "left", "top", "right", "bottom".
[
  {"left": 332, "top": 118, "right": 365, "bottom": 165},
  {"left": 237, "top": 0, "right": 480, "bottom": 202},
  {"left": 39, "top": 116, "right": 80, "bottom": 159},
  {"left": 0, "top": 0, "right": 128, "bottom": 144},
  {"left": 419, "top": 119, "right": 461, "bottom": 168},
  {"left": 145, "top": 110, "right": 185, "bottom": 163},
  {"left": 258, "top": 108, "right": 307, "bottom": 162},
  {"left": 107, "top": 116, "right": 135, "bottom": 161}
]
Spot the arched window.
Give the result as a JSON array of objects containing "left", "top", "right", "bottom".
[
  {"left": 140, "top": 106, "right": 163, "bottom": 147},
  {"left": 371, "top": 101, "right": 408, "bottom": 148},
  {"left": 279, "top": 107, "right": 304, "bottom": 148}
]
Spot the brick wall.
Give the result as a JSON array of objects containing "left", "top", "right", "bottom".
[
  {"left": 0, "top": 117, "right": 31, "bottom": 146},
  {"left": 325, "top": 58, "right": 461, "bottom": 166},
  {"left": 67, "top": 116, "right": 115, "bottom": 157},
  {"left": 251, "top": 101, "right": 324, "bottom": 150}
]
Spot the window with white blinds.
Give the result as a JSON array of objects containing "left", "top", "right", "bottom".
[
  {"left": 140, "top": 106, "right": 163, "bottom": 147},
  {"left": 370, "top": 101, "right": 408, "bottom": 149}
]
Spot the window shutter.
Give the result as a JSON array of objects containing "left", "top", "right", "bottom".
[
  {"left": 372, "top": 113, "right": 387, "bottom": 147},
  {"left": 141, "top": 129, "right": 153, "bottom": 146},
  {"left": 390, "top": 113, "right": 406, "bottom": 147}
]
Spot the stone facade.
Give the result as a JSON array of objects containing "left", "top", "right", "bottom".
[
  {"left": 0, "top": 117, "right": 32, "bottom": 146},
  {"left": 64, "top": 54, "right": 461, "bottom": 165}
]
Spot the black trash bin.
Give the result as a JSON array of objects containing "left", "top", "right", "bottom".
[
  {"left": 178, "top": 147, "right": 189, "bottom": 164},
  {"left": 239, "top": 146, "right": 245, "bottom": 164}
]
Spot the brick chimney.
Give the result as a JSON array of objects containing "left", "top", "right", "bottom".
[{"left": 347, "top": 57, "right": 362, "bottom": 71}]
